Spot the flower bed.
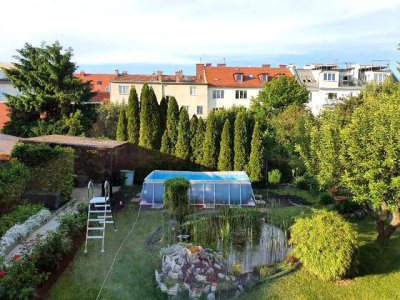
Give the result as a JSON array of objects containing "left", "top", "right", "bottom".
[{"left": 0, "top": 209, "right": 51, "bottom": 257}]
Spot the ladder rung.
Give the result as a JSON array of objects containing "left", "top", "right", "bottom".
[
  {"left": 94, "top": 205, "right": 110, "bottom": 208},
  {"left": 88, "top": 227, "right": 104, "bottom": 230},
  {"left": 89, "top": 210, "right": 111, "bottom": 213},
  {"left": 98, "top": 220, "right": 114, "bottom": 224},
  {"left": 86, "top": 236, "right": 103, "bottom": 239},
  {"left": 88, "top": 218, "right": 102, "bottom": 221}
]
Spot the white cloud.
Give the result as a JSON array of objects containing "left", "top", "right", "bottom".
[{"left": 0, "top": 0, "right": 399, "bottom": 66}]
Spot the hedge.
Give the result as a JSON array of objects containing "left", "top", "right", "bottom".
[
  {"left": 163, "top": 177, "right": 191, "bottom": 223},
  {"left": 11, "top": 143, "right": 75, "bottom": 203},
  {"left": 0, "top": 161, "right": 30, "bottom": 214}
]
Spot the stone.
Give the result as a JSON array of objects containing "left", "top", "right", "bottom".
[
  {"left": 195, "top": 274, "right": 206, "bottom": 282},
  {"left": 214, "top": 263, "right": 222, "bottom": 269},
  {"left": 155, "top": 270, "right": 161, "bottom": 284},
  {"left": 168, "top": 271, "right": 179, "bottom": 280},
  {"left": 159, "top": 283, "right": 168, "bottom": 293},
  {"left": 207, "top": 292, "right": 216, "bottom": 300},
  {"left": 206, "top": 267, "right": 214, "bottom": 275},
  {"left": 183, "top": 282, "right": 191, "bottom": 291},
  {"left": 189, "top": 288, "right": 202, "bottom": 299},
  {"left": 203, "top": 284, "right": 210, "bottom": 293},
  {"left": 166, "top": 284, "right": 179, "bottom": 296},
  {"left": 211, "top": 282, "right": 217, "bottom": 292},
  {"left": 217, "top": 273, "right": 225, "bottom": 279}
]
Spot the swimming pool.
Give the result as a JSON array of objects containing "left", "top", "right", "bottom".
[{"left": 140, "top": 170, "right": 255, "bottom": 207}]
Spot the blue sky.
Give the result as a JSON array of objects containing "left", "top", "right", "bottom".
[{"left": 0, "top": 0, "right": 399, "bottom": 75}]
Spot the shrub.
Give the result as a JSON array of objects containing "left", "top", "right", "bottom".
[
  {"left": 258, "top": 265, "right": 273, "bottom": 279},
  {"left": 334, "top": 198, "right": 362, "bottom": 215},
  {"left": 58, "top": 210, "right": 86, "bottom": 237},
  {"left": 293, "top": 175, "right": 308, "bottom": 190},
  {"left": 268, "top": 169, "right": 282, "bottom": 188},
  {"left": 232, "top": 263, "right": 242, "bottom": 276},
  {"left": 319, "top": 192, "right": 334, "bottom": 205},
  {"left": 89, "top": 103, "right": 122, "bottom": 139},
  {"left": 0, "top": 204, "right": 43, "bottom": 237},
  {"left": 0, "top": 161, "right": 30, "bottom": 214},
  {"left": 290, "top": 210, "right": 358, "bottom": 281},
  {"left": 163, "top": 177, "right": 191, "bottom": 223},
  {"left": 11, "top": 143, "right": 75, "bottom": 203}
]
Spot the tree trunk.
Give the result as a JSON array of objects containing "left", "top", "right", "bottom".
[{"left": 376, "top": 204, "right": 400, "bottom": 244}]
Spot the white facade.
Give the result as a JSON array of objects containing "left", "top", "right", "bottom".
[
  {"left": 0, "top": 64, "right": 19, "bottom": 102},
  {"left": 207, "top": 87, "right": 261, "bottom": 110}
]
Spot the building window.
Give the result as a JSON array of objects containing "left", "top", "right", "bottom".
[
  {"left": 261, "top": 74, "right": 268, "bottom": 82},
  {"left": 105, "top": 85, "right": 110, "bottom": 92},
  {"left": 197, "top": 106, "right": 203, "bottom": 115},
  {"left": 327, "top": 93, "right": 337, "bottom": 99},
  {"left": 190, "top": 86, "right": 197, "bottom": 96},
  {"left": 323, "top": 73, "right": 336, "bottom": 81},
  {"left": 96, "top": 80, "right": 102, "bottom": 86},
  {"left": 374, "top": 73, "right": 387, "bottom": 82},
  {"left": 118, "top": 85, "right": 129, "bottom": 94},
  {"left": 235, "top": 90, "right": 247, "bottom": 99},
  {"left": 235, "top": 73, "right": 243, "bottom": 82},
  {"left": 212, "top": 90, "right": 224, "bottom": 99}
]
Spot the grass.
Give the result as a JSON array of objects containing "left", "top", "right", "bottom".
[
  {"left": 239, "top": 217, "right": 400, "bottom": 300},
  {"left": 46, "top": 205, "right": 167, "bottom": 300}
]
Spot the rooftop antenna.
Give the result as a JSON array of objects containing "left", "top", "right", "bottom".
[
  {"left": 223, "top": 57, "right": 226, "bottom": 64},
  {"left": 200, "top": 57, "right": 202, "bottom": 63}
]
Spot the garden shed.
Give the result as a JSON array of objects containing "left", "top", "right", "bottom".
[
  {"left": 140, "top": 170, "right": 256, "bottom": 208},
  {"left": 23, "top": 135, "right": 128, "bottom": 182}
]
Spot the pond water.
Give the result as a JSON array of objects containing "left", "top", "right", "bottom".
[{"left": 225, "top": 223, "right": 288, "bottom": 272}]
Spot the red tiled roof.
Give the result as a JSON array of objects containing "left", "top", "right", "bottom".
[
  {"left": 113, "top": 74, "right": 197, "bottom": 83},
  {"left": 74, "top": 72, "right": 115, "bottom": 92},
  {"left": 204, "top": 66, "right": 292, "bottom": 87},
  {"left": 91, "top": 91, "right": 110, "bottom": 103},
  {"left": 0, "top": 103, "right": 10, "bottom": 130}
]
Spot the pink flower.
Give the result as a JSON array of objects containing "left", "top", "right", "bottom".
[
  {"left": 0, "top": 271, "right": 6, "bottom": 277},
  {"left": 13, "top": 254, "right": 20, "bottom": 261}
]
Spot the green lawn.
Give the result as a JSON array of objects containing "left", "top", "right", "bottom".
[
  {"left": 46, "top": 206, "right": 167, "bottom": 300},
  {"left": 46, "top": 194, "right": 400, "bottom": 300},
  {"left": 239, "top": 217, "right": 400, "bottom": 300}
]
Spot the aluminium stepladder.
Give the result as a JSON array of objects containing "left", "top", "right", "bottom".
[{"left": 84, "top": 180, "right": 117, "bottom": 253}]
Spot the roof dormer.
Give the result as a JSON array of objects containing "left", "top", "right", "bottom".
[
  {"left": 259, "top": 73, "right": 268, "bottom": 82},
  {"left": 235, "top": 73, "right": 243, "bottom": 82}
]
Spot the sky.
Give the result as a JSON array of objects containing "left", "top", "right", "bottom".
[{"left": 0, "top": 0, "right": 399, "bottom": 75}]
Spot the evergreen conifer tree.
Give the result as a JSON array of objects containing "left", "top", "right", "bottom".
[
  {"left": 159, "top": 97, "right": 168, "bottom": 135},
  {"left": 139, "top": 84, "right": 160, "bottom": 149},
  {"left": 160, "top": 129, "right": 171, "bottom": 155},
  {"left": 116, "top": 106, "right": 127, "bottom": 141},
  {"left": 193, "top": 117, "right": 206, "bottom": 164},
  {"left": 126, "top": 85, "right": 140, "bottom": 144},
  {"left": 201, "top": 111, "right": 218, "bottom": 169},
  {"left": 234, "top": 111, "right": 249, "bottom": 170},
  {"left": 166, "top": 97, "right": 180, "bottom": 153},
  {"left": 175, "top": 107, "right": 191, "bottom": 160},
  {"left": 249, "top": 121, "right": 265, "bottom": 183},
  {"left": 218, "top": 119, "right": 233, "bottom": 171},
  {"left": 148, "top": 87, "right": 161, "bottom": 149},
  {"left": 189, "top": 115, "right": 198, "bottom": 162}
]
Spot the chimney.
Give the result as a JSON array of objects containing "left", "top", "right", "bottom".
[
  {"left": 196, "top": 64, "right": 205, "bottom": 82},
  {"left": 206, "top": 63, "right": 212, "bottom": 67},
  {"left": 114, "top": 69, "right": 119, "bottom": 76},
  {"left": 279, "top": 64, "right": 287, "bottom": 69},
  {"left": 80, "top": 70, "right": 85, "bottom": 76},
  {"left": 262, "top": 64, "right": 271, "bottom": 68},
  {"left": 122, "top": 70, "right": 128, "bottom": 75},
  {"left": 175, "top": 70, "right": 183, "bottom": 82},
  {"left": 156, "top": 70, "right": 163, "bottom": 82},
  {"left": 217, "top": 63, "right": 226, "bottom": 67}
]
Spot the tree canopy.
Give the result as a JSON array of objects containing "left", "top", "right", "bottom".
[
  {"left": 1, "top": 41, "right": 96, "bottom": 137},
  {"left": 126, "top": 86, "right": 140, "bottom": 144}
]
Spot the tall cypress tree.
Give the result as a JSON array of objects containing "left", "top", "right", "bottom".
[
  {"left": 194, "top": 117, "right": 206, "bottom": 164},
  {"left": 139, "top": 84, "right": 160, "bottom": 149},
  {"left": 189, "top": 115, "right": 198, "bottom": 162},
  {"left": 166, "top": 97, "right": 179, "bottom": 153},
  {"left": 159, "top": 97, "right": 168, "bottom": 135},
  {"left": 160, "top": 129, "right": 171, "bottom": 155},
  {"left": 126, "top": 85, "right": 140, "bottom": 144},
  {"left": 116, "top": 106, "right": 127, "bottom": 141},
  {"left": 218, "top": 119, "right": 233, "bottom": 171},
  {"left": 234, "top": 111, "right": 249, "bottom": 171},
  {"left": 202, "top": 111, "right": 218, "bottom": 169},
  {"left": 249, "top": 121, "right": 265, "bottom": 183},
  {"left": 175, "top": 107, "right": 191, "bottom": 160}
]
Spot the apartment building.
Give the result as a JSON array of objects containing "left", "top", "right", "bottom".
[
  {"left": 291, "top": 61, "right": 396, "bottom": 114},
  {"left": 74, "top": 71, "right": 115, "bottom": 103},
  {"left": 110, "top": 64, "right": 292, "bottom": 116}
]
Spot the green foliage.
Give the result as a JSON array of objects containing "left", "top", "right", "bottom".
[
  {"left": 116, "top": 105, "right": 127, "bottom": 141},
  {"left": 232, "top": 263, "right": 242, "bottom": 276},
  {"left": 89, "top": 103, "right": 122, "bottom": 139},
  {"left": 139, "top": 85, "right": 160, "bottom": 150},
  {"left": 250, "top": 76, "right": 309, "bottom": 119},
  {"left": 0, "top": 161, "right": 30, "bottom": 214},
  {"left": 193, "top": 117, "right": 206, "bottom": 164},
  {"left": 202, "top": 111, "right": 219, "bottom": 169},
  {"left": 0, "top": 204, "right": 43, "bottom": 236},
  {"left": 160, "top": 129, "right": 171, "bottom": 155},
  {"left": 218, "top": 119, "right": 233, "bottom": 171},
  {"left": 189, "top": 115, "right": 198, "bottom": 162},
  {"left": 1, "top": 41, "right": 96, "bottom": 137},
  {"left": 126, "top": 86, "right": 140, "bottom": 144},
  {"left": 165, "top": 97, "right": 180, "bottom": 153},
  {"left": 11, "top": 143, "right": 74, "bottom": 203},
  {"left": 333, "top": 199, "right": 362, "bottom": 215},
  {"left": 159, "top": 97, "right": 168, "bottom": 135},
  {"left": 249, "top": 121, "right": 265, "bottom": 183},
  {"left": 319, "top": 192, "right": 334, "bottom": 205},
  {"left": 58, "top": 207, "right": 86, "bottom": 237},
  {"left": 268, "top": 169, "right": 282, "bottom": 188},
  {"left": 290, "top": 210, "right": 358, "bottom": 281},
  {"left": 163, "top": 177, "right": 191, "bottom": 223},
  {"left": 234, "top": 111, "right": 249, "bottom": 171},
  {"left": 258, "top": 265, "right": 274, "bottom": 279},
  {"left": 175, "top": 107, "right": 191, "bottom": 160}
]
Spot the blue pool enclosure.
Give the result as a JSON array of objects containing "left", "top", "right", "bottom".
[{"left": 140, "top": 170, "right": 255, "bottom": 208}]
